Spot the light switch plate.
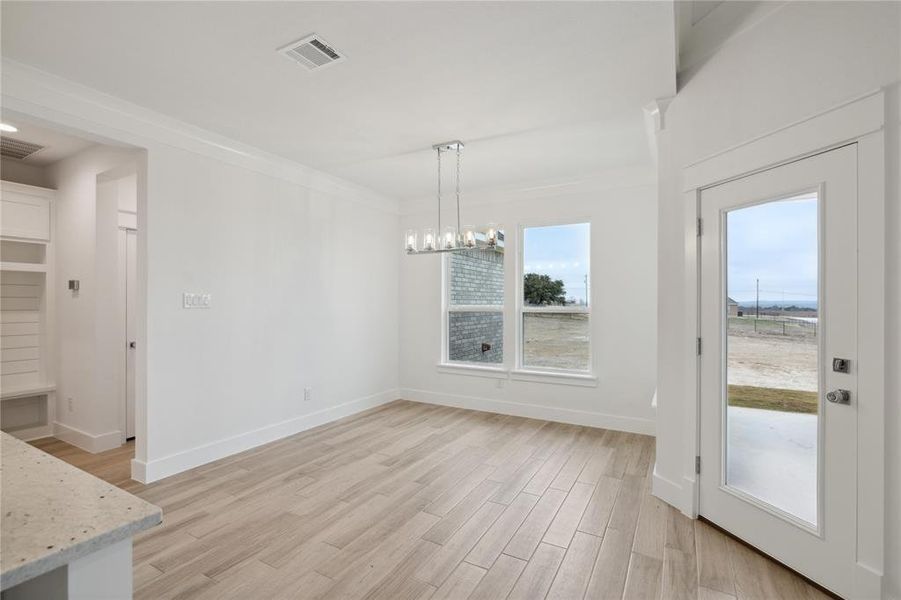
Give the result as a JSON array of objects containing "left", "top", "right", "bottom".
[{"left": 183, "top": 292, "right": 212, "bottom": 309}]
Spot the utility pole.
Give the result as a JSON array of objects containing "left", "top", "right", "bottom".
[
  {"left": 756, "top": 278, "right": 760, "bottom": 319},
  {"left": 584, "top": 274, "right": 589, "bottom": 306}
]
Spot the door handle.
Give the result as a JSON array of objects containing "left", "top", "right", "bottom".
[
  {"left": 826, "top": 389, "right": 850, "bottom": 404},
  {"left": 129, "top": 341, "right": 136, "bottom": 349}
]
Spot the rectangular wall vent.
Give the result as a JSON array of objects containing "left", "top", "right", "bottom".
[
  {"left": 1, "top": 137, "right": 45, "bottom": 161},
  {"left": 279, "top": 34, "right": 346, "bottom": 71}
]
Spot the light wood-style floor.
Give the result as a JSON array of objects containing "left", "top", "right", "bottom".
[{"left": 32, "top": 400, "right": 832, "bottom": 600}]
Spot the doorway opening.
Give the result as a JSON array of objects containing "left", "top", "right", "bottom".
[{"left": 0, "top": 116, "right": 145, "bottom": 480}]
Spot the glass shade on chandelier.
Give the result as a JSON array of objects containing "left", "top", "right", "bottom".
[
  {"left": 421, "top": 228, "right": 436, "bottom": 252},
  {"left": 462, "top": 226, "right": 476, "bottom": 249},
  {"left": 485, "top": 223, "right": 499, "bottom": 248},
  {"left": 404, "top": 229, "right": 418, "bottom": 252},
  {"left": 442, "top": 226, "right": 458, "bottom": 250},
  {"left": 405, "top": 224, "right": 501, "bottom": 253}
]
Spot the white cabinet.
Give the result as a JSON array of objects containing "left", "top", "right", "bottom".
[{"left": 1, "top": 181, "right": 52, "bottom": 242}]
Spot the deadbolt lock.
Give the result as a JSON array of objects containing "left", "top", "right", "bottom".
[{"left": 832, "top": 358, "right": 851, "bottom": 373}]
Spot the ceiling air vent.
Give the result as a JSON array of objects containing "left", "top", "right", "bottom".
[
  {"left": 0, "top": 137, "right": 45, "bottom": 160},
  {"left": 279, "top": 34, "right": 346, "bottom": 71}
]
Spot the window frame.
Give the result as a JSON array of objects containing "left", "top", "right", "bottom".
[
  {"left": 440, "top": 250, "right": 506, "bottom": 370},
  {"left": 514, "top": 219, "right": 594, "bottom": 378}
]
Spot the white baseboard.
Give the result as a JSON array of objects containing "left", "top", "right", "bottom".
[
  {"left": 652, "top": 464, "right": 689, "bottom": 513},
  {"left": 136, "top": 388, "right": 399, "bottom": 483},
  {"left": 651, "top": 462, "right": 699, "bottom": 518},
  {"left": 852, "top": 561, "right": 884, "bottom": 600},
  {"left": 53, "top": 422, "right": 122, "bottom": 453},
  {"left": 400, "top": 387, "right": 655, "bottom": 436},
  {"left": 130, "top": 457, "right": 146, "bottom": 483}
]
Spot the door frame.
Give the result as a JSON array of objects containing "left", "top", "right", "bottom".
[{"left": 680, "top": 90, "right": 886, "bottom": 599}]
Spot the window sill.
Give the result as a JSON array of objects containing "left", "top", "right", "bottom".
[
  {"left": 434, "top": 364, "right": 599, "bottom": 387},
  {"left": 509, "top": 369, "right": 598, "bottom": 387},
  {"left": 436, "top": 363, "right": 509, "bottom": 379}
]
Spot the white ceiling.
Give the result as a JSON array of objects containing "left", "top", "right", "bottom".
[
  {"left": 0, "top": 120, "right": 95, "bottom": 166},
  {"left": 1, "top": 1, "right": 676, "bottom": 200}
]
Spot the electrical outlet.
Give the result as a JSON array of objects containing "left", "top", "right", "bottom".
[
  {"left": 67, "top": 397, "right": 74, "bottom": 412},
  {"left": 304, "top": 387, "right": 312, "bottom": 402}
]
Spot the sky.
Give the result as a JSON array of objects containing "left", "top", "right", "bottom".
[
  {"left": 727, "top": 195, "right": 818, "bottom": 306},
  {"left": 523, "top": 222, "right": 590, "bottom": 304}
]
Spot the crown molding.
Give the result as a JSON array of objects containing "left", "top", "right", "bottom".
[{"left": 1, "top": 59, "right": 398, "bottom": 214}]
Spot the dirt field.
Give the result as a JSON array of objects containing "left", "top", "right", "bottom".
[
  {"left": 522, "top": 313, "right": 589, "bottom": 370},
  {"left": 727, "top": 331, "right": 817, "bottom": 392},
  {"left": 520, "top": 313, "right": 818, "bottom": 414}
]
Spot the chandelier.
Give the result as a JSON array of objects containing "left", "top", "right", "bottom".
[{"left": 404, "top": 140, "right": 501, "bottom": 254}]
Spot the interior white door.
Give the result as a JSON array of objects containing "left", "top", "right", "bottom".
[
  {"left": 699, "top": 144, "right": 857, "bottom": 597},
  {"left": 125, "top": 229, "right": 136, "bottom": 440}
]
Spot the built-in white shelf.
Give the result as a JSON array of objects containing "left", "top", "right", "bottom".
[
  {"left": 2, "top": 180, "right": 56, "bottom": 442},
  {"left": 1, "top": 384, "right": 56, "bottom": 402},
  {"left": 0, "top": 261, "right": 48, "bottom": 273}
]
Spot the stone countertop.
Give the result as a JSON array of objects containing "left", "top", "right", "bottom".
[{"left": 0, "top": 432, "right": 162, "bottom": 591}]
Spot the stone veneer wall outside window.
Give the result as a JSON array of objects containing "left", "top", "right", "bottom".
[{"left": 448, "top": 250, "right": 503, "bottom": 363}]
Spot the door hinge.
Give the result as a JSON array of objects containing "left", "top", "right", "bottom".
[
  {"left": 697, "top": 218, "right": 703, "bottom": 237},
  {"left": 695, "top": 456, "right": 701, "bottom": 474},
  {"left": 697, "top": 337, "right": 702, "bottom": 355}
]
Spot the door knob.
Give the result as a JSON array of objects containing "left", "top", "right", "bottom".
[
  {"left": 826, "top": 389, "right": 850, "bottom": 404},
  {"left": 129, "top": 341, "right": 136, "bottom": 349}
]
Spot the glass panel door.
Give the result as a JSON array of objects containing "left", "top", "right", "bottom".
[{"left": 699, "top": 144, "right": 858, "bottom": 598}]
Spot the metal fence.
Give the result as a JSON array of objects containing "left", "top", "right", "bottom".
[{"left": 728, "top": 316, "right": 817, "bottom": 338}]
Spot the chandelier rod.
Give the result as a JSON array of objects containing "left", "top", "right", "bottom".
[
  {"left": 455, "top": 144, "right": 462, "bottom": 235},
  {"left": 436, "top": 146, "right": 442, "bottom": 236}
]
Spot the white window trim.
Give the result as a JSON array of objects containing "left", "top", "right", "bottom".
[
  {"left": 436, "top": 362, "right": 508, "bottom": 379},
  {"left": 449, "top": 304, "right": 505, "bottom": 313},
  {"left": 515, "top": 220, "right": 594, "bottom": 377},
  {"left": 440, "top": 253, "right": 505, "bottom": 369},
  {"left": 522, "top": 306, "right": 589, "bottom": 314},
  {"left": 509, "top": 368, "right": 598, "bottom": 387}
]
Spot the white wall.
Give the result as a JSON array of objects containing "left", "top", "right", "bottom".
[
  {"left": 47, "top": 146, "right": 140, "bottom": 451},
  {"left": 399, "top": 180, "right": 658, "bottom": 434},
  {"left": 655, "top": 3, "right": 900, "bottom": 598},
  {"left": 2, "top": 60, "right": 401, "bottom": 482},
  {"left": 144, "top": 146, "right": 399, "bottom": 476}
]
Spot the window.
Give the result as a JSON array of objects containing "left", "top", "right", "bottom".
[
  {"left": 445, "top": 245, "right": 504, "bottom": 365},
  {"left": 519, "top": 222, "right": 590, "bottom": 372}
]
